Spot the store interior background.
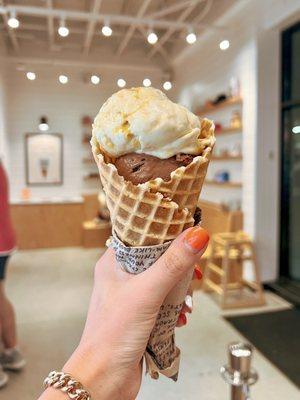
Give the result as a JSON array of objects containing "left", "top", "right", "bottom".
[{"left": 0, "top": 0, "right": 300, "bottom": 399}]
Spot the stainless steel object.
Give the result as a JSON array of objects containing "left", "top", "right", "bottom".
[{"left": 221, "top": 342, "right": 258, "bottom": 400}]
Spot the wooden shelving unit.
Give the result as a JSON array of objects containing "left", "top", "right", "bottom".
[
  {"left": 215, "top": 126, "right": 242, "bottom": 135},
  {"left": 212, "top": 155, "right": 242, "bottom": 161},
  {"left": 205, "top": 180, "right": 242, "bottom": 188},
  {"left": 197, "top": 97, "right": 242, "bottom": 116},
  {"left": 196, "top": 95, "right": 244, "bottom": 195},
  {"left": 83, "top": 174, "right": 98, "bottom": 181}
]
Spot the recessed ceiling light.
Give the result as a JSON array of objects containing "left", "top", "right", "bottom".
[
  {"left": 163, "top": 81, "right": 172, "bottom": 91},
  {"left": 292, "top": 125, "right": 300, "bottom": 134},
  {"left": 26, "top": 72, "right": 36, "bottom": 80},
  {"left": 58, "top": 19, "right": 69, "bottom": 37},
  {"left": 59, "top": 75, "right": 68, "bottom": 84},
  {"left": 147, "top": 31, "right": 158, "bottom": 45},
  {"left": 143, "top": 78, "right": 151, "bottom": 87},
  {"left": 7, "top": 11, "right": 19, "bottom": 29},
  {"left": 102, "top": 25, "right": 112, "bottom": 37},
  {"left": 91, "top": 75, "right": 100, "bottom": 85},
  {"left": 117, "top": 78, "right": 126, "bottom": 88},
  {"left": 186, "top": 32, "right": 197, "bottom": 44},
  {"left": 219, "top": 39, "right": 230, "bottom": 50}
]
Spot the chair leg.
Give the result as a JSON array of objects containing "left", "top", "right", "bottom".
[
  {"left": 220, "top": 244, "right": 230, "bottom": 308},
  {"left": 248, "top": 242, "right": 265, "bottom": 304},
  {"left": 203, "top": 240, "right": 215, "bottom": 292}
]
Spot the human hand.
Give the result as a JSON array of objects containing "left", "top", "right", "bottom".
[
  {"left": 43, "top": 226, "right": 209, "bottom": 400},
  {"left": 176, "top": 264, "right": 203, "bottom": 327}
]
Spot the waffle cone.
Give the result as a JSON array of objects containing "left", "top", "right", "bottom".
[{"left": 91, "top": 118, "right": 215, "bottom": 246}]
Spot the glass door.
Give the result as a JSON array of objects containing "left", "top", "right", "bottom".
[{"left": 281, "top": 22, "right": 300, "bottom": 282}]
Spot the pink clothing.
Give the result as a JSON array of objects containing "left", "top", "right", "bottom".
[{"left": 0, "top": 161, "right": 16, "bottom": 254}]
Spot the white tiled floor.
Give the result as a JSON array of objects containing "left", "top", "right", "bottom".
[{"left": 1, "top": 248, "right": 299, "bottom": 399}]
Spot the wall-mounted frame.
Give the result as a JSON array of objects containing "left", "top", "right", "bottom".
[{"left": 25, "top": 133, "right": 63, "bottom": 186}]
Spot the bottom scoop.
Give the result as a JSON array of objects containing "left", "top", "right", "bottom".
[{"left": 115, "top": 153, "right": 194, "bottom": 185}]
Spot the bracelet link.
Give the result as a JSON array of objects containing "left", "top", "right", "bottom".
[{"left": 44, "top": 371, "right": 91, "bottom": 400}]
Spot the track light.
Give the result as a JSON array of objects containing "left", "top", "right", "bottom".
[
  {"left": 26, "top": 72, "right": 36, "bottom": 81},
  {"left": 186, "top": 31, "right": 197, "bottom": 44},
  {"left": 38, "top": 117, "right": 49, "bottom": 132},
  {"left": 117, "top": 78, "right": 126, "bottom": 88},
  {"left": 143, "top": 78, "right": 151, "bottom": 87},
  {"left": 91, "top": 75, "right": 100, "bottom": 85},
  {"left": 163, "top": 81, "right": 172, "bottom": 91},
  {"left": 147, "top": 31, "right": 158, "bottom": 45},
  {"left": 7, "top": 11, "right": 20, "bottom": 29},
  {"left": 102, "top": 23, "right": 112, "bottom": 37},
  {"left": 59, "top": 75, "right": 68, "bottom": 84},
  {"left": 58, "top": 19, "right": 69, "bottom": 37},
  {"left": 219, "top": 39, "right": 230, "bottom": 50}
]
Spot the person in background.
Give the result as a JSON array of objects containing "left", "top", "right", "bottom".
[{"left": 0, "top": 159, "right": 26, "bottom": 389}]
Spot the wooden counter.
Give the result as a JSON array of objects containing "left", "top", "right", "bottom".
[
  {"left": 10, "top": 200, "right": 84, "bottom": 249},
  {"left": 82, "top": 220, "right": 111, "bottom": 248}
]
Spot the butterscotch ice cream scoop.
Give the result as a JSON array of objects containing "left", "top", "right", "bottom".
[{"left": 92, "top": 87, "right": 207, "bottom": 159}]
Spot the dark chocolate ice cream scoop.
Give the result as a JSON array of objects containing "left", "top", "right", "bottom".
[{"left": 115, "top": 153, "right": 194, "bottom": 185}]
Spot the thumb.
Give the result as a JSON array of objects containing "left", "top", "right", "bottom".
[{"left": 137, "top": 226, "right": 209, "bottom": 302}]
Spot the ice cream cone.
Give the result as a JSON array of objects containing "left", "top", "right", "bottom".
[
  {"left": 91, "top": 118, "right": 215, "bottom": 247},
  {"left": 91, "top": 118, "right": 214, "bottom": 379},
  {"left": 91, "top": 89, "right": 215, "bottom": 380}
]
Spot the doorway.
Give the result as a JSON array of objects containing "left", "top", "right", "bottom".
[{"left": 277, "top": 21, "right": 300, "bottom": 305}]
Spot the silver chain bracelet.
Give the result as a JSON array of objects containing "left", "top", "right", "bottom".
[{"left": 44, "top": 370, "right": 91, "bottom": 400}]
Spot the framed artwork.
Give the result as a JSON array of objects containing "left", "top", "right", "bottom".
[{"left": 25, "top": 133, "right": 63, "bottom": 185}]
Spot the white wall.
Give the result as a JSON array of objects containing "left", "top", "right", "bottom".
[
  {"left": 6, "top": 68, "right": 107, "bottom": 200},
  {"left": 255, "top": 29, "right": 281, "bottom": 281},
  {"left": 4, "top": 66, "right": 163, "bottom": 200},
  {"left": 173, "top": 0, "right": 300, "bottom": 281},
  {"left": 174, "top": 0, "right": 259, "bottom": 238}
]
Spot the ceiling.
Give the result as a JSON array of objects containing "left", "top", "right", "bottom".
[{"left": 0, "top": 0, "right": 236, "bottom": 72}]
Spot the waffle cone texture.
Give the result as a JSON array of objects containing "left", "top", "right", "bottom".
[{"left": 91, "top": 118, "right": 215, "bottom": 246}]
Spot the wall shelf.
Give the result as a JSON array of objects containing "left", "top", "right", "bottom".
[
  {"left": 83, "top": 175, "right": 98, "bottom": 181},
  {"left": 197, "top": 97, "right": 243, "bottom": 116},
  {"left": 212, "top": 155, "right": 242, "bottom": 161},
  {"left": 205, "top": 180, "right": 242, "bottom": 188}
]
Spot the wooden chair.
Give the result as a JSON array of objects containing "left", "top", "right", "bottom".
[
  {"left": 203, "top": 231, "right": 265, "bottom": 309},
  {"left": 192, "top": 201, "right": 243, "bottom": 290}
]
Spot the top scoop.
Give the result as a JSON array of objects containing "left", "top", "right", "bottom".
[{"left": 92, "top": 87, "right": 202, "bottom": 159}]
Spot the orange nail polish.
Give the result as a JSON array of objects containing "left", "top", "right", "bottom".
[
  {"left": 185, "top": 227, "right": 209, "bottom": 253},
  {"left": 194, "top": 266, "right": 203, "bottom": 280}
]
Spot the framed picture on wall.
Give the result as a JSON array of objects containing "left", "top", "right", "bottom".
[{"left": 25, "top": 133, "right": 63, "bottom": 185}]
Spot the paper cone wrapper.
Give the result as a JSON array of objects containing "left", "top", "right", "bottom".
[{"left": 91, "top": 118, "right": 215, "bottom": 379}]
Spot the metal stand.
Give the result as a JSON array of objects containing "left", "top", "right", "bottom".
[{"left": 221, "top": 343, "right": 258, "bottom": 400}]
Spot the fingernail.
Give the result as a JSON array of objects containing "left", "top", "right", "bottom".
[
  {"left": 185, "top": 295, "right": 193, "bottom": 310},
  {"left": 194, "top": 266, "right": 203, "bottom": 280},
  {"left": 179, "top": 313, "right": 187, "bottom": 325},
  {"left": 184, "top": 227, "right": 209, "bottom": 253}
]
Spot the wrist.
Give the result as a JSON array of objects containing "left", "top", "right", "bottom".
[{"left": 62, "top": 344, "right": 124, "bottom": 400}]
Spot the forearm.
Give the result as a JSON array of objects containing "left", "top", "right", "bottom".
[
  {"left": 39, "top": 388, "right": 66, "bottom": 400},
  {"left": 38, "top": 345, "right": 121, "bottom": 400}
]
